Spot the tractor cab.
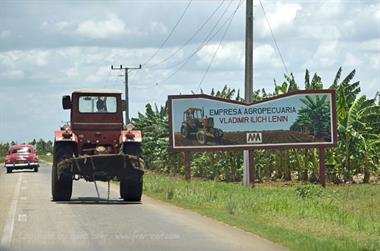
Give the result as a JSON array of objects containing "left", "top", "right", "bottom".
[{"left": 183, "top": 108, "right": 204, "bottom": 128}]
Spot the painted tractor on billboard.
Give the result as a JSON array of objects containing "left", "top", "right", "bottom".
[{"left": 180, "top": 108, "right": 223, "bottom": 145}]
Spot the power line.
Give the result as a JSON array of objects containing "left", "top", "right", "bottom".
[
  {"left": 159, "top": 0, "right": 234, "bottom": 70},
  {"left": 142, "top": 0, "right": 192, "bottom": 66},
  {"left": 156, "top": 1, "right": 240, "bottom": 84},
  {"left": 197, "top": 0, "right": 241, "bottom": 91},
  {"left": 156, "top": 0, "right": 241, "bottom": 84},
  {"left": 259, "top": 0, "right": 289, "bottom": 75},
  {"left": 145, "top": 0, "right": 226, "bottom": 68}
]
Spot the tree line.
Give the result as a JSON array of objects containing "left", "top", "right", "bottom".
[
  {"left": 133, "top": 68, "right": 380, "bottom": 184},
  {"left": 1, "top": 68, "right": 378, "bottom": 184}
]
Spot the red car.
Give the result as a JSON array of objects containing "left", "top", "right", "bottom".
[{"left": 4, "top": 145, "right": 39, "bottom": 173}]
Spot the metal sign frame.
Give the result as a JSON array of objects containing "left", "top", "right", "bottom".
[{"left": 168, "top": 90, "right": 337, "bottom": 152}]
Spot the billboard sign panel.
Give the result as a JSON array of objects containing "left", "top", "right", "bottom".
[{"left": 168, "top": 90, "right": 337, "bottom": 151}]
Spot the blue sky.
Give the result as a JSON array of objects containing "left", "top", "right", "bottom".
[{"left": 0, "top": 0, "right": 379, "bottom": 143}]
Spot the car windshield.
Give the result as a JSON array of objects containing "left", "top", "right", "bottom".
[
  {"left": 78, "top": 96, "right": 117, "bottom": 113},
  {"left": 11, "top": 147, "right": 32, "bottom": 154}
]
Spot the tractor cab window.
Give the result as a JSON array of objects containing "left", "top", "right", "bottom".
[
  {"left": 193, "top": 110, "right": 202, "bottom": 119},
  {"left": 79, "top": 96, "right": 117, "bottom": 113},
  {"left": 185, "top": 109, "right": 203, "bottom": 120}
]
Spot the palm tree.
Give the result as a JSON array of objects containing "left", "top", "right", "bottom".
[{"left": 296, "top": 95, "right": 331, "bottom": 138}]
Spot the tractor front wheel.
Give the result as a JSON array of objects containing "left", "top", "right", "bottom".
[
  {"left": 196, "top": 131, "right": 207, "bottom": 145},
  {"left": 52, "top": 143, "right": 73, "bottom": 201}
]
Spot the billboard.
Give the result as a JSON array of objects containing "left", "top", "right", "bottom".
[{"left": 168, "top": 90, "right": 337, "bottom": 151}]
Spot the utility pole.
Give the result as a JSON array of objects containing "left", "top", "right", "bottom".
[
  {"left": 243, "top": 0, "right": 254, "bottom": 187},
  {"left": 111, "top": 64, "right": 142, "bottom": 125}
]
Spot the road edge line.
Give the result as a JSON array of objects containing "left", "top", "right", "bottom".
[{"left": 0, "top": 173, "right": 23, "bottom": 249}]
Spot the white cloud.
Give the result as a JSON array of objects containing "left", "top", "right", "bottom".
[
  {"left": 257, "top": 2, "right": 301, "bottom": 37},
  {"left": 0, "top": 30, "right": 11, "bottom": 39},
  {"left": 358, "top": 39, "right": 380, "bottom": 52},
  {"left": 0, "top": 70, "right": 25, "bottom": 80},
  {"left": 150, "top": 22, "right": 167, "bottom": 35},
  {"left": 196, "top": 42, "right": 277, "bottom": 71},
  {"left": 65, "top": 66, "right": 79, "bottom": 78},
  {"left": 317, "top": 0, "right": 342, "bottom": 18},
  {"left": 309, "top": 40, "right": 339, "bottom": 67},
  {"left": 344, "top": 52, "right": 362, "bottom": 68},
  {"left": 76, "top": 14, "right": 126, "bottom": 39},
  {"left": 369, "top": 55, "right": 380, "bottom": 69},
  {"left": 84, "top": 66, "right": 110, "bottom": 83},
  {"left": 254, "top": 44, "right": 276, "bottom": 65},
  {"left": 0, "top": 50, "right": 50, "bottom": 68},
  {"left": 197, "top": 41, "right": 244, "bottom": 69},
  {"left": 56, "top": 21, "right": 70, "bottom": 31},
  {"left": 300, "top": 25, "right": 341, "bottom": 41}
]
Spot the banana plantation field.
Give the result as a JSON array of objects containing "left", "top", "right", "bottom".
[
  {"left": 134, "top": 68, "right": 380, "bottom": 184},
  {"left": 143, "top": 173, "right": 380, "bottom": 251}
]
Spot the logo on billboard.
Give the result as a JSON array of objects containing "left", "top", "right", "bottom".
[{"left": 246, "top": 133, "right": 262, "bottom": 143}]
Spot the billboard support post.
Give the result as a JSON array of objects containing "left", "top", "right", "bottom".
[
  {"left": 168, "top": 90, "right": 337, "bottom": 187},
  {"left": 184, "top": 152, "right": 191, "bottom": 181},
  {"left": 249, "top": 150, "right": 255, "bottom": 187},
  {"left": 319, "top": 147, "right": 326, "bottom": 187}
]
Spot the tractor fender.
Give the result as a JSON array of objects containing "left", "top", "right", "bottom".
[
  {"left": 119, "top": 130, "right": 142, "bottom": 143},
  {"left": 54, "top": 130, "right": 78, "bottom": 143}
]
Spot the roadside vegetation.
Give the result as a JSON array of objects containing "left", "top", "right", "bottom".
[
  {"left": 143, "top": 172, "right": 380, "bottom": 251},
  {"left": 133, "top": 68, "right": 380, "bottom": 184},
  {"left": 134, "top": 67, "right": 379, "bottom": 250}
]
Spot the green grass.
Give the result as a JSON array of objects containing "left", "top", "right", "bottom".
[
  {"left": 143, "top": 173, "right": 380, "bottom": 251},
  {"left": 38, "top": 155, "right": 53, "bottom": 163}
]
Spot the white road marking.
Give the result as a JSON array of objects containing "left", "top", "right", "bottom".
[
  {"left": 17, "top": 214, "right": 27, "bottom": 222},
  {"left": 21, "top": 186, "right": 26, "bottom": 190},
  {"left": 20, "top": 197, "right": 27, "bottom": 201},
  {"left": 1, "top": 173, "right": 23, "bottom": 248}
]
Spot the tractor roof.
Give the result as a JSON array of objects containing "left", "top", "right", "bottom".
[
  {"left": 73, "top": 89, "right": 122, "bottom": 94},
  {"left": 185, "top": 108, "right": 203, "bottom": 112}
]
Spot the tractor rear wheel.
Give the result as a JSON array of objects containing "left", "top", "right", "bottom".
[
  {"left": 120, "top": 142, "right": 144, "bottom": 201},
  {"left": 33, "top": 166, "right": 39, "bottom": 172},
  {"left": 6, "top": 168, "right": 12, "bottom": 173},
  {"left": 196, "top": 131, "right": 207, "bottom": 145},
  {"left": 52, "top": 143, "right": 74, "bottom": 201},
  {"left": 120, "top": 175, "right": 143, "bottom": 202}
]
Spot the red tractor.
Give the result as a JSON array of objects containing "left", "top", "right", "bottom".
[{"left": 52, "top": 89, "right": 144, "bottom": 201}]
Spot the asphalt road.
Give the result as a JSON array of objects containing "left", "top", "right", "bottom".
[{"left": 0, "top": 162, "right": 288, "bottom": 251}]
